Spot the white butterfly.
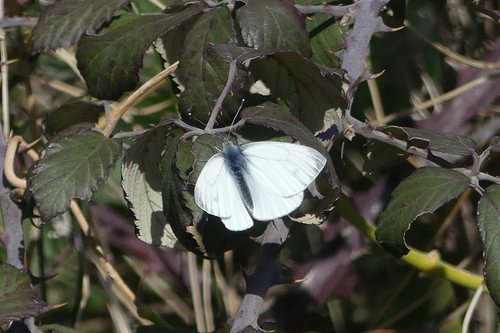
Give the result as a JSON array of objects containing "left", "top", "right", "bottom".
[{"left": 194, "top": 140, "right": 327, "bottom": 231}]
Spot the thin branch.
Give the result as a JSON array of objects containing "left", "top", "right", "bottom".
[
  {"left": 347, "top": 114, "right": 454, "bottom": 168},
  {"left": 0, "top": 132, "right": 24, "bottom": 269},
  {"left": 102, "top": 61, "right": 179, "bottom": 137},
  {"left": 462, "top": 283, "right": 485, "bottom": 333},
  {"left": 406, "top": 21, "right": 500, "bottom": 69},
  {"left": 0, "top": 17, "right": 38, "bottom": 28},
  {"left": 188, "top": 251, "right": 206, "bottom": 332},
  {"left": 295, "top": 4, "right": 356, "bottom": 18},
  {"left": 371, "top": 74, "right": 495, "bottom": 126},
  {"left": 205, "top": 59, "right": 239, "bottom": 131}
]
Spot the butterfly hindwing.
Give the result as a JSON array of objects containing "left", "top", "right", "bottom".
[
  {"left": 245, "top": 173, "right": 304, "bottom": 221},
  {"left": 194, "top": 154, "right": 232, "bottom": 218},
  {"left": 194, "top": 152, "right": 254, "bottom": 231}
]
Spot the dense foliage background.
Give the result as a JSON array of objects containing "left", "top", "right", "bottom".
[{"left": 0, "top": 0, "right": 499, "bottom": 332}]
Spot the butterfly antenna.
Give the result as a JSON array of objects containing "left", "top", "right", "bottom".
[
  {"left": 231, "top": 98, "right": 245, "bottom": 129},
  {"left": 226, "top": 98, "right": 245, "bottom": 140},
  {"left": 188, "top": 113, "right": 208, "bottom": 128}
]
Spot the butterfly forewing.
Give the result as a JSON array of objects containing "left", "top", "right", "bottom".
[
  {"left": 222, "top": 193, "right": 254, "bottom": 231},
  {"left": 241, "top": 142, "right": 326, "bottom": 197},
  {"left": 245, "top": 175, "right": 304, "bottom": 221},
  {"left": 194, "top": 154, "right": 232, "bottom": 218}
]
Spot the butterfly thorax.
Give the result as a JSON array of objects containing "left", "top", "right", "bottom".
[{"left": 222, "top": 142, "right": 254, "bottom": 211}]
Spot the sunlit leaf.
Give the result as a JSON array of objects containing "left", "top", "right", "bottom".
[
  {"left": 32, "top": 0, "right": 131, "bottom": 53},
  {"left": 376, "top": 167, "right": 470, "bottom": 257},
  {"left": 0, "top": 264, "right": 46, "bottom": 324},
  {"left": 29, "top": 125, "right": 122, "bottom": 221},
  {"left": 123, "top": 123, "right": 184, "bottom": 248},
  {"left": 477, "top": 184, "right": 500, "bottom": 308},
  {"left": 161, "top": 134, "right": 201, "bottom": 254}
]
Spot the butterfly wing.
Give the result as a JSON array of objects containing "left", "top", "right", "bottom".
[
  {"left": 240, "top": 142, "right": 326, "bottom": 221},
  {"left": 194, "top": 153, "right": 254, "bottom": 231}
]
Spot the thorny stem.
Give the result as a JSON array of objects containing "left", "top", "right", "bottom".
[
  {"left": 180, "top": 118, "right": 246, "bottom": 141},
  {"left": 231, "top": 218, "right": 292, "bottom": 333},
  {"left": 205, "top": 59, "right": 239, "bottom": 131},
  {"left": 0, "top": 107, "right": 42, "bottom": 333},
  {"left": 346, "top": 114, "right": 454, "bottom": 167},
  {"left": 295, "top": 3, "right": 355, "bottom": 17},
  {"left": 0, "top": 17, "right": 37, "bottom": 28},
  {"left": 349, "top": 114, "right": 500, "bottom": 188}
]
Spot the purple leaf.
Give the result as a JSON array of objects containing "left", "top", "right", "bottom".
[
  {"left": 76, "top": 3, "right": 206, "bottom": 100},
  {"left": 29, "top": 125, "right": 122, "bottom": 221},
  {"left": 236, "top": 0, "right": 312, "bottom": 57},
  {"left": 32, "top": 0, "right": 131, "bottom": 53},
  {"left": 0, "top": 264, "right": 47, "bottom": 324}
]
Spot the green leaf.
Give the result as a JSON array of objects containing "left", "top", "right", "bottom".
[
  {"left": 158, "top": 5, "right": 202, "bottom": 65},
  {"left": 76, "top": 4, "right": 206, "bottom": 100},
  {"left": 307, "top": 13, "right": 344, "bottom": 68},
  {"left": 380, "top": 126, "right": 477, "bottom": 156},
  {"left": 477, "top": 184, "right": 500, "bottom": 308},
  {"left": 236, "top": 0, "right": 312, "bottom": 57},
  {"left": 363, "top": 140, "right": 407, "bottom": 175},
  {"left": 161, "top": 134, "right": 201, "bottom": 254},
  {"left": 177, "top": 6, "right": 246, "bottom": 124},
  {"left": 122, "top": 123, "right": 183, "bottom": 248},
  {"left": 40, "top": 324, "right": 86, "bottom": 333},
  {"left": 0, "top": 264, "right": 46, "bottom": 324},
  {"left": 207, "top": 46, "right": 346, "bottom": 132},
  {"left": 32, "top": 0, "right": 131, "bottom": 53},
  {"left": 375, "top": 167, "right": 470, "bottom": 257},
  {"left": 43, "top": 101, "right": 104, "bottom": 137},
  {"left": 29, "top": 125, "right": 122, "bottom": 221},
  {"left": 249, "top": 51, "right": 346, "bottom": 133}
]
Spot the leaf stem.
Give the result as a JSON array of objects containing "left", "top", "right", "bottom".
[{"left": 336, "top": 195, "right": 486, "bottom": 292}]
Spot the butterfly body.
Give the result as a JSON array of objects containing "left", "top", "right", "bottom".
[
  {"left": 194, "top": 140, "right": 327, "bottom": 231},
  {"left": 221, "top": 141, "right": 254, "bottom": 210}
]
